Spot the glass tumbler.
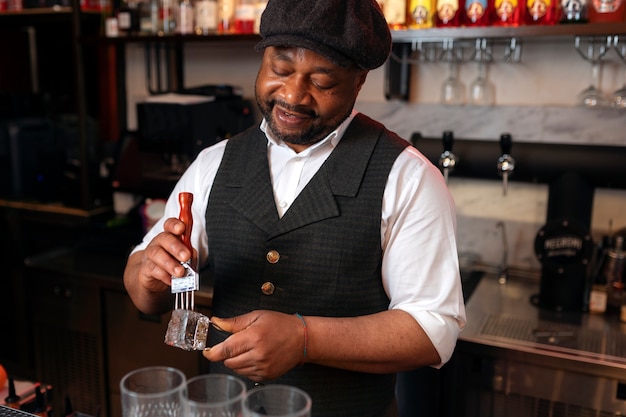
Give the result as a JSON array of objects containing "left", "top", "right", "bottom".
[
  {"left": 120, "top": 366, "right": 187, "bottom": 417},
  {"left": 185, "top": 374, "right": 247, "bottom": 417},
  {"left": 242, "top": 385, "right": 312, "bottom": 417}
]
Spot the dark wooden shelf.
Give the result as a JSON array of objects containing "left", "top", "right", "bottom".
[
  {"left": 0, "top": 6, "right": 101, "bottom": 25},
  {"left": 0, "top": 5, "right": 72, "bottom": 14},
  {"left": 97, "top": 32, "right": 261, "bottom": 44},
  {"left": 0, "top": 199, "right": 112, "bottom": 218}
]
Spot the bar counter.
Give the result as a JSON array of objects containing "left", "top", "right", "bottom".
[{"left": 454, "top": 271, "right": 626, "bottom": 415}]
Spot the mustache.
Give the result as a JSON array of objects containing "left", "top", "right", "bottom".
[{"left": 271, "top": 100, "right": 317, "bottom": 118}]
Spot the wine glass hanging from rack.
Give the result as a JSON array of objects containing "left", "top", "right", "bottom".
[
  {"left": 574, "top": 35, "right": 612, "bottom": 107},
  {"left": 389, "top": 37, "right": 523, "bottom": 64}
]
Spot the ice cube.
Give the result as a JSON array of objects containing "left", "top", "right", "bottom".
[{"left": 164, "top": 309, "right": 210, "bottom": 351}]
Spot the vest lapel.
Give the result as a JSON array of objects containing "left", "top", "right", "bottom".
[
  {"left": 276, "top": 114, "right": 384, "bottom": 236},
  {"left": 224, "top": 115, "right": 385, "bottom": 237},
  {"left": 225, "top": 130, "right": 280, "bottom": 234}
]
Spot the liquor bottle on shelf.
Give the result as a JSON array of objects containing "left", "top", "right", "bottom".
[
  {"left": 525, "top": 0, "right": 560, "bottom": 24},
  {"left": 435, "top": 0, "right": 464, "bottom": 26},
  {"left": 587, "top": 234, "right": 613, "bottom": 313},
  {"left": 560, "top": 0, "right": 588, "bottom": 21},
  {"left": 178, "top": 0, "right": 195, "bottom": 34},
  {"left": 589, "top": 266, "right": 608, "bottom": 313},
  {"left": 384, "top": 0, "right": 408, "bottom": 29},
  {"left": 159, "top": 0, "right": 178, "bottom": 33},
  {"left": 254, "top": 0, "right": 267, "bottom": 33},
  {"left": 407, "top": 0, "right": 436, "bottom": 28},
  {"left": 195, "top": 0, "right": 217, "bottom": 34},
  {"left": 218, "top": 0, "right": 235, "bottom": 33},
  {"left": 234, "top": 0, "right": 255, "bottom": 33},
  {"left": 492, "top": 0, "right": 525, "bottom": 25},
  {"left": 464, "top": 0, "right": 492, "bottom": 25},
  {"left": 588, "top": 0, "right": 625, "bottom": 22},
  {"left": 118, "top": 0, "right": 141, "bottom": 34},
  {"left": 138, "top": 0, "right": 159, "bottom": 33}
]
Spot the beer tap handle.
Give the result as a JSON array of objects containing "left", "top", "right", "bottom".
[
  {"left": 500, "top": 133, "right": 512, "bottom": 155},
  {"left": 443, "top": 130, "right": 454, "bottom": 154},
  {"left": 439, "top": 130, "right": 457, "bottom": 184},
  {"left": 497, "top": 133, "right": 515, "bottom": 196}
]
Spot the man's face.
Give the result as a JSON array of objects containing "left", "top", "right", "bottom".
[{"left": 255, "top": 46, "right": 368, "bottom": 150}]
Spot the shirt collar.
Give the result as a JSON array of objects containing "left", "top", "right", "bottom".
[{"left": 260, "top": 110, "right": 358, "bottom": 154}]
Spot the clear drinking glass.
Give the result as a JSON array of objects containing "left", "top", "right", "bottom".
[
  {"left": 441, "top": 60, "right": 465, "bottom": 105},
  {"left": 440, "top": 40, "right": 465, "bottom": 105},
  {"left": 578, "top": 61, "right": 608, "bottom": 107},
  {"left": 612, "top": 36, "right": 626, "bottom": 109},
  {"left": 242, "top": 385, "right": 312, "bottom": 417},
  {"left": 468, "top": 38, "right": 495, "bottom": 106},
  {"left": 611, "top": 77, "right": 626, "bottom": 109},
  {"left": 185, "top": 374, "right": 247, "bottom": 417},
  {"left": 120, "top": 366, "right": 187, "bottom": 417},
  {"left": 469, "top": 61, "right": 495, "bottom": 106},
  {"left": 574, "top": 36, "right": 610, "bottom": 108}
]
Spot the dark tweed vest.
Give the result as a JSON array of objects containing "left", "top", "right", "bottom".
[{"left": 205, "top": 114, "right": 409, "bottom": 417}]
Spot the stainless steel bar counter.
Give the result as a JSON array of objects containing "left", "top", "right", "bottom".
[{"left": 455, "top": 272, "right": 626, "bottom": 416}]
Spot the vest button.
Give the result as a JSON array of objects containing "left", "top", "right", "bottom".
[
  {"left": 261, "top": 281, "right": 275, "bottom": 295},
  {"left": 266, "top": 250, "right": 280, "bottom": 264}
]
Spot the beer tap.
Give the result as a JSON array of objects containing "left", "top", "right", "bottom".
[
  {"left": 439, "top": 130, "right": 457, "bottom": 184},
  {"left": 497, "top": 133, "right": 515, "bottom": 196}
]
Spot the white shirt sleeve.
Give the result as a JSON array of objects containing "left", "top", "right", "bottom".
[{"left": 381, "top": 145, "right": 466, "bottom": 367}]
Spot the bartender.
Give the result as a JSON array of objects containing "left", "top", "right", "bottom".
[{"left": 123, "top": 0, "right": 466, "bottom": 416}]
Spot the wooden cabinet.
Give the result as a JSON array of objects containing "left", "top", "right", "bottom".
[{"left": 25, "top": 267, "right": 108, "bottom": 417}]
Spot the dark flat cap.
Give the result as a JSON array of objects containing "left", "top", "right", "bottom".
[{"left": 255, "top": 0, "right": 391, "bottom": 70}]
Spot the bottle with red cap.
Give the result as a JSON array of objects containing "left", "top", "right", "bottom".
[
  {"left": 407, "top": 0, "right": 436, "bottom": 28},
  {"left": 218, "top": 0, "right": 235, "bottom": 33},
  {"left": 492, "top": 0, "right": 525, "bottom": 24},
  {"left": 525, "top": 0, "right": 561, "bottom": 24},
  {"left": 234, "top": 0, "right": 255, "bottom": 33},
  {"left": 384, "top": 0, "right": 409, "bottom": 29},
  {"left": 588, "top": 0, "right": 625, "bottom": 22},
  {"left": 560, "top": 0, "right": 589, "bottom": 21},
  {"left": 435, "top": 0, "right": 465, "bottom": 26},
  {"left": 464, "top": 0, "right": 493, "bottom": 25}
]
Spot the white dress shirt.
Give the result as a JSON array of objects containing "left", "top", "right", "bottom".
[{"left": 133, "top": 111, "right": 466, "bottom": 366}]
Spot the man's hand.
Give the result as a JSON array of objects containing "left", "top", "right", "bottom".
[
  {"left": 123, "top": 217, "right": 196, "bottom": 314},
  {"left": 203, "top": 311, "right": 305, "bottom": 382}
]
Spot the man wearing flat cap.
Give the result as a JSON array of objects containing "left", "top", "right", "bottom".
[{"left": 124, "top": 1, "right": 466, "bottom": 416}]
